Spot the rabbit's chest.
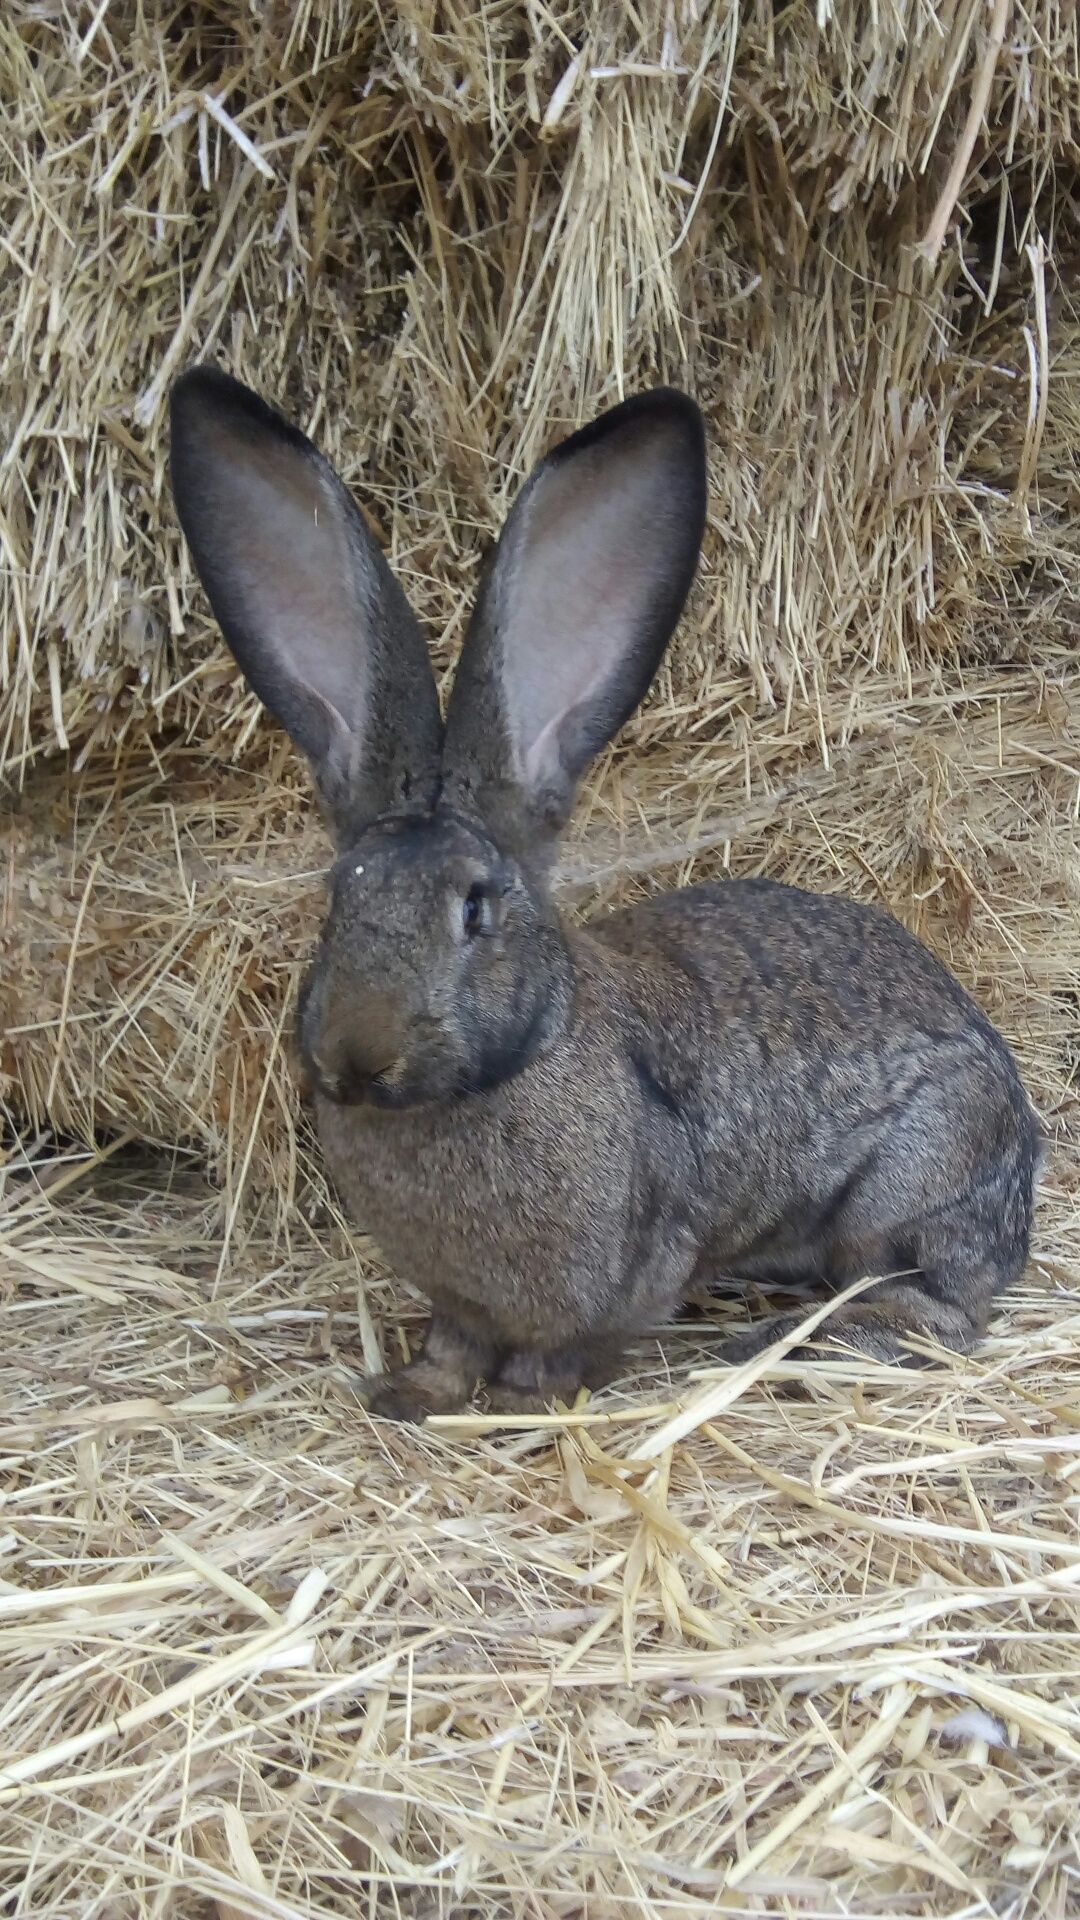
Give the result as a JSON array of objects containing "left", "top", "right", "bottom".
[{"left": 316, "top": 1071, "right": 633, "bottom": 1333}]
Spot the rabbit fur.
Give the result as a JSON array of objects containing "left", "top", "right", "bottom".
[{"left": 170, "top": 368, "right": 1040, "bottom": 1419}]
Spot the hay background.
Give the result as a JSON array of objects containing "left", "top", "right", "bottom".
[
  {"left": 3, "top": 0, "right": 1080, "bottom": 1200},
  {"left": 2, "top": 2, "right": 1080, "bottom": 1914}
]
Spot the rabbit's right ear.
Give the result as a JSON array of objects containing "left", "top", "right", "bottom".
[
  {"left": 441, "top": 389, "right": 706, "bottom": 861},
  {"left": 169, "top": 367, "right": 443, "bottom": 838}
]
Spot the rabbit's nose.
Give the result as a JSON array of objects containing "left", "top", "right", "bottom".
[{"left": 309, "top": 994, "right": 406, "bottom": 1103}]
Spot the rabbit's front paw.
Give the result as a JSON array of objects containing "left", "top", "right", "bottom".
[
  {"left": 486, "top": 1339, "right": 618, "bottom": 1415},
  {"left": 360, "top": 1361, "right": 470, "bottom": 1422},
  {"left": 359, "top": 1313, "right": 496, "bottom": 1421},
  {"left": 484, "top": 1382, "right": 559, "bottom": 1415}
]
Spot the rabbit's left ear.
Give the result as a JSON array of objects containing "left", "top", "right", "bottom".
[{"left": 441, "top": 389, "right": 706, "bottom": 857}]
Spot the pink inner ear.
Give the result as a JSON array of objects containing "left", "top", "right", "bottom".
[
  {"left": 501, "top": 446, "right": 682, "bottom": 788},
  {"left": 206, "top": 428, "right": 368, "bottom": 729}
]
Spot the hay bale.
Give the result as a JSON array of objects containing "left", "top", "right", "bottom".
[
  {"left": 3, "top": 664, "right": 1078, "bottom": 1216},
  {"left": 1, "top": 2, "right": 1077, "bottom": 772},
  {"left": 2, "top": 0, "right": 1079, "bottom": 1193}
]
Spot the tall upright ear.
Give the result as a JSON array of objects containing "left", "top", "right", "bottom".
[
  {"left": 441, "top": 389, "right": 706, "bottom": 858},
  {"left": 169, "top": 367, "right": 443, "bottom": 839}
]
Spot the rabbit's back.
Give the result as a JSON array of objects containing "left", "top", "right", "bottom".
[
  {"left": 593, "top": 877, "right": 985, "bottom": 1035},
  {"left": 592, "top": 877, "right": 1037, "bottom": 1282}
]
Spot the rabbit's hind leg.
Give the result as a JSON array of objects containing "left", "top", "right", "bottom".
[
  {"left": 716, "top": 1090, "right": 1037, "bottom": 1368},
  {"left": 797, "top": 1119, "right": 1037, "bottom": 1363},
  {"left": 714, "top": 1278, "right": 984, "bottom": 1368},
  {"left": 716, "top": 1205, "right": 1026, "bottom": 1367}
]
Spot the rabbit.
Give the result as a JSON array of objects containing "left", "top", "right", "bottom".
[{"left": 169, "top": 366, "right": 1041, "bottom": 1421}]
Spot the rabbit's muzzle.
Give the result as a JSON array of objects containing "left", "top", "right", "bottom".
[
  {"left": 298, "top": 964, "right": 467, "bottom": 1109},
  {"left": 302, "top": 988, "right": 404, "bottom": 1105}
]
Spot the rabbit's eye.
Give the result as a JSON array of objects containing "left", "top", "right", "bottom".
[{"left": 462, "top": 886, "right": 491, "bottom": 937}]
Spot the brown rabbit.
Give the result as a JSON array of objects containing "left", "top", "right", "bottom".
[{"left": 170, "top": 369, "right": 1040, "bottom": 1419}]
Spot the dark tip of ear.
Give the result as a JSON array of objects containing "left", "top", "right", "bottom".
[
  {"left": 171, "top": 363, "right": 254, "bottom": 426},
  {"left": 544, "top": 387, "right": 708, "bottom": 556},
  {"left": 169, "top": 364, "right": 309, "bottom": 460},
  {"left": 547, "top": 386, "right": 707, "bottom": 470}
]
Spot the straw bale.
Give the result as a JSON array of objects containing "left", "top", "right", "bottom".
[
  {"left": 1, "top": 1, "right": 1078, "bottom": 774},
  {"left": 3, "top": 2, "right": 1080, "bottom": 1194},
  {"left": 3, "top": 652, "right": 1078, "bottom": 1217},
  {"left": 2, "top": 0, "right": 1080, "bottom": 1198}
]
